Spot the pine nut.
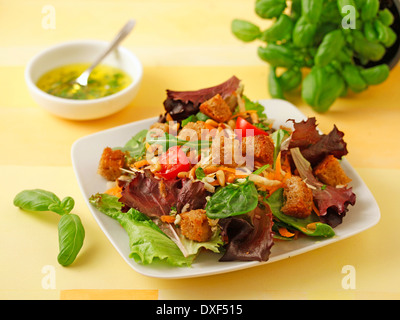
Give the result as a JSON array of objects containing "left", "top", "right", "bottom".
[
  {"left": 189, "top": 166, "right": 197, "bottom": 180},
  {"left": 248, "top": 174, "right": 281, "bottom": 187},
  {"left": 216, "top": 170, "right": 225, "bottom": 187},
  {"left": 228, "top": 119, "right": 236, "bottom": 130},
  {"left": 205, "top": 119, "right": 219, "bottom": 127},
  {"left": 250, "top": 112, "right": 258, "bottom": 123},
  {"left": 204, "top": 165, "right": 220, "bottom": 174},
  {"left": 177, "top": 171, "right": 188, "bottom": 179},
  {"left": 150, "top": 162, "right": 162, "bottom": 172}
]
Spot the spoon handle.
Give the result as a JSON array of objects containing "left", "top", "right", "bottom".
[{"left": 89, "top": 19, "right": 136, "bottom": 72}]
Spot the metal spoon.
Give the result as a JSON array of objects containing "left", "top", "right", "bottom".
[{"left": 74, "top": 19, "right": 136, "bottom": 87}]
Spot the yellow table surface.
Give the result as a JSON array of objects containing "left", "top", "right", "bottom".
[{"left": 1, "top": 0, "right": 400, "bottom": 300}]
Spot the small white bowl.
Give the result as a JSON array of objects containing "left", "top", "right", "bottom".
[{"left": 25, "top": 40, "right": 143, "bottom": 120}]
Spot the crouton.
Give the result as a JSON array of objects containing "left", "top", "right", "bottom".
[
  {"left": 149, "top": 122, "right": 169, "bottom": 134},
  {"left": 180, "top": 209, "right": 212, "bottom": 242},
  {"left": 199, "top": 94, "right": 232, "bottom": 123},
  {"left": 211, "top": 132, "right": 242, "bottom": 167},
  {"left": 241, "top": 134, "right": 274, "bottom": 165},
  {"left": 281, "top": 176, "right": 313, "bottom": 219},
  {"left": 314, "top": 155, "right": 351, "bottom": 187},
  {"left": 97, "top": 147, "right": 126, "bottom": 181},
  {"left": 178, "top": 121, "right": 207, "bottom": 141}
]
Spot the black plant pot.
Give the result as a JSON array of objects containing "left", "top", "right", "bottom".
[{"left": 372, "top": 0, "right": 400, "bottom": 69}]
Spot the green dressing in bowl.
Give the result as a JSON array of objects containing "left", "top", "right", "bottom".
[{"left": 36, "top": 63, "right": 132, "bottom": 100}]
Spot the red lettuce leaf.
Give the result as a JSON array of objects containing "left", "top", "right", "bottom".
[
  {"left": 175, "top": 178, "right": 210, "bottom": 214},
  {"left": 163, "top": 76, "right": 241, "bottom": 121},
  {"left": 313, "top": 185, "right": 356, "bottom": 228},
  {"left": 166, "top": 76, "right": 241, "bottom": 105},
  {"left": 288, "top": 117, "right": 321, "bottom": 149},
  {"left": 219, "top": 206, "right": 274, "bottom": 262},
  {"left": 301, "top": 126, "right": 348, "bottom": 166},
  {"left": 288, "top": 117, "right": 348, "bottom": 166},
  {"left": 163, "top": 99, "right": 199, "bottom": 122},
  {"left": 118, "top": 170, "right": 210, "bottom": 218}
]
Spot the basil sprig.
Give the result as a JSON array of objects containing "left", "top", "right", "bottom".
[
  {"left": 13, "top": 189, "right": 85, "bottom": 266},
  {"left": 13, "top": 189, "right": 74, "bottom": 215}
]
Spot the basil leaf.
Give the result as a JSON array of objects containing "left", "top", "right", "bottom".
[
  {"left": 48, "top": 197, "right": 75, "bottom": 215},
  {"left": 14, "top": 189, "right": 62, "bottom": 214},
  {"left": 60, "top": 196, "right": 75, "bottom": 214},
  {"left": 231, "top": 19, "right": 262, "bottom": 42},
  {"left": 206, "top": 181, "right": 258, "bottom": 219},
  {"left": 57, "top": 213, "right": 85, "bottom": 266},
  {"left": 266, "top": 188, "right": 335, "bottom": 237},
  {"left": 47, "top": 203, "right": 65, "bottom": 215}
]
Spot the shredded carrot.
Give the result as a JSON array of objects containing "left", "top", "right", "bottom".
[
  {"left": 281, "top": 156, "right": 292, "bottom": 177},
  {"left": 266, "top": 171, "right": 278, "bottom": 181},
  {"left": 161, "top": 215, "right": 176, "bottom": 224},
  {"left": 271, "top": 183, "right": 284, "bottom": 194},
  {"left": 274, "top": 151, "right": 282, "bottom": 181},
  {"left": 105, "top": 185, "right": 122, "bottom": 198},
  {"left": 203, "top": 165, "right": 249, "bottom": 177},
  {"left": 226, "top": 172, "right": 236, "bottom": 184},
  {"left": 312, "top": 202, "right": 320, "bottom": 216},
  {"left": 258, "top": 183, "right": 283, "bottom": 195},
  {"left": 133, "top": 159, "right": 150, "bottom": 168},
  {"left": 306, "top": 222, "right": 318, "bottom": 230},
  {"left": 278, "top": 227, "right": 295, "bottom": 238},
  {"left": 229, "top": 110, "right": 258, "bottom": 120},
  {"left": 205, "top": 123, "right": 217, "bottom": 131},
  {"left": 235, "top": 174, "right": 251, "bottom": 179},
  {"left": 220, "top": 166, "right": 242, "bottom": 174}
]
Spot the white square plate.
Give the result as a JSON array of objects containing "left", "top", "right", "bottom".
[{"left": 71, "top": 99, "right": 380, "bottom": 279}]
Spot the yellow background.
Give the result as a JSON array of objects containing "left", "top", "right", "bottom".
[{"left": 1, "top": 0, "right": 399, "bottom": 299}]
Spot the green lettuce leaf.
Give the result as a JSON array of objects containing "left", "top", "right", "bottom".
[
  {"left": 270, "top": 128, "right": 290, "bottom": 166},
  {"left": 179, "top": 229, "right": 223, "bottom": 256},
  {"left": 266, "top": 189, "right": 335, "bottom": 238},
  {"left": 89, "top": 193, "right": 194, "bottom": 267},
  {"left": 113, "top": 129, "right": 148, "bottom": 161},
  {"left": 242, "top": 95, "right": 267, "bottom": 118}
]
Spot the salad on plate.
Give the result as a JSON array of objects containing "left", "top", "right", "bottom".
[{"left": 89, "top": 76, "right": 356, "bottom": 267}]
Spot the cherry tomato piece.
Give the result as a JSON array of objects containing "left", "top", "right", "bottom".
[
  {"left": 156, "top": 146, "right": 191, "bottom": 180},
  {"left": 235, "top": 116, "right": 269, "bottom": 137}
]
